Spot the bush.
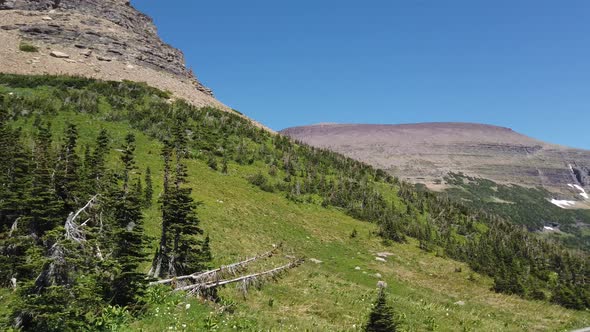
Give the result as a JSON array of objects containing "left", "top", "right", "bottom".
[{"left": 19, "top": 42, "right": 39, "bottom": 52}]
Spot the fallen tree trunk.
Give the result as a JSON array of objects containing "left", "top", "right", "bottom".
[
  {"left": 149, "top": 244, "right": 282, "bottom": 286},
  {"left": 176, "top": 258, "right": 304, "bottom": 295}
]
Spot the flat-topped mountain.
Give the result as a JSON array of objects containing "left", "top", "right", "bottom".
[{"left": 282, "top": 122, "right": 590, "bottom": 198}]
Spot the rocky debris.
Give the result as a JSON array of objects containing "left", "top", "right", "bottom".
[
  {"left": 377, "top": 281, "right": 387, "bottom": 288},
  {"left": 309, "top": 258, "right": 323, "bottom": 264},
  {"left": 50, "top": 50, "right": 69, "bottom": 58},
  {"left": 374, "top": 273, "right": 382, "bottom": 278},
  {"left": 0, "top": 0, "right": 214, "bottom": 97},
  {"left": 376, "top": 252, "right": 394, "bottom": 258},
  {"left": 79, "top": 49, "right": 92, "bottom": 57},
  {"left": 96, "top": 55, "right": 112, "bottom": 62},
  {"left": 354, "top": 266, "right": 361, "bottom": 270},
  {"left": 375, "top": 257, "right": 386, "bottom": 262},
  {"left": 454, "top": 300, "right": 466, "bottom": 306}
]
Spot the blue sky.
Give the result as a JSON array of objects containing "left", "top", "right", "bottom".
[{"left": 133, "top": 1, "right": 590, "bottom": 149}]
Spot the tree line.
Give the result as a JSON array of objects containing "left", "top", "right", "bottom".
[{"left": 0, "top": 74, "right": 588, "bottom": 318}]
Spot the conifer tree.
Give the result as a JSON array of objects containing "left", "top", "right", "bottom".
[
  {"left": 144, "top": 166, "right": 153, "bottom": 207},
  {"left": 55, "top": 123, "right": 81, "bottom": 212},
  {"left": 28, "top": 122, "right": 62, "bottom": 237},
  {"left": 110, "top": 134, "right": 148, "bottom": 306},
  {"left": 365, "top": 286, "right": 397, "bottom": 332}
]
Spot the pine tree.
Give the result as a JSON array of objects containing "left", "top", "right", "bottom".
[
  {"left": 88, "top": 129, "right": 110, "bottom": 193},
  {"left": 55, "top": 123, "right": 81, "bottom": 212},
  {"left": 150, "top": 123, "right": 210, "bottom": 278},
  {"left": 365, "top": 286, "right": 397, "bottom": 332},
  {"left": 144, "top": 166, "right": 153, "bottom": 207},
  {"left": 27, "top": 122, "right": 63, "bottom": 237},
  {"left": 110, "top": 134, "right": 148, "bottom": 306}
]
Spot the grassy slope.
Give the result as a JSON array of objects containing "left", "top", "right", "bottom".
[
  {"left": 12, "top": 110, "right": 588, "bottom": 332},
  {"left": 441, "top": 173, "right": 590, "bottom": 251}
]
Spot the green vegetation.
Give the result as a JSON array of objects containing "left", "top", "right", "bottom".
[
  {"left": 365, "top": 285, "right": 398, "bottom": 331},
  {"left": 18, "top": 42, "right": 39, "bottom": 53},
  {"left": 443, "top": 172, "right": 590, "bottom": 250},
  {"left": 0, "top": 74, "right": 589, "bottom": 330}
]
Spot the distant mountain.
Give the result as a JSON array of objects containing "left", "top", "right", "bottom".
[{"left": 281, "top": 122, "right": 590, "bottom": 204}]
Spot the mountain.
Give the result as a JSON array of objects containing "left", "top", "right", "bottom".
[
  {"left": 0, "top": 0, "right": 230, "bottom": 108},
  {"left": 1, "top": 2, "right": 589, "bottom": 331},
  {"left": 281, "top": 122, "right": 590, "bottom": 203}
]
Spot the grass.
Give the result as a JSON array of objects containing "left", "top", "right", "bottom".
[
  {"left": 8, "top": 110, "right": 588, "bottom": 331},
  {"left": 19, "top": 42, "right": 39, "bottom": 53}
]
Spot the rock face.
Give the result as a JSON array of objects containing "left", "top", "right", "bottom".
[
  {"left": 281, "top": 123, "right": 590, "bottom": 196},
  {"left": 0, "top": 0, "right": 213, "bottom": 96}
]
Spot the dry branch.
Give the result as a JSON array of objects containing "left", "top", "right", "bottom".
[
  {"left": 149, "top": 244, "right": 282, "bottom": 286},
  {"left": 64, "top": 195, "right": 99, "bottom": 243},
  {"left": 176, "top": 258, "right": 304, "bottom": 295}
]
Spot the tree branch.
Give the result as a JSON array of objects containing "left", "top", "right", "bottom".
[{"left": 149, "top": 244, "right": 282, "bottom": 286}]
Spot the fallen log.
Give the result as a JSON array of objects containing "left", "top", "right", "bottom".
[
  {"left": 176, "top": 258, "right": 304, "bottom": 295},
  {"left": 149, "top": 244, "right": 282, "bottom": 286}
]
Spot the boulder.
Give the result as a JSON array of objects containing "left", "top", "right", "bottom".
[{"left": 50, "top": 51, "right": 70, "bottom": 58}]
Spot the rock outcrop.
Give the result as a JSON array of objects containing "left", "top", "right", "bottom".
[
  {"left": 0, "top": 0, "right": 213, "bottom": 96},
  {"left": 281, "top": 123, "right": 590, "bottom": 197}
]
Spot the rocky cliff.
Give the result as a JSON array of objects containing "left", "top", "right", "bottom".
[
  {"left": 0, "top": 0, "right": 228, "bottom": 110},
  {"left": 282, "top": 123, "right": 590, "bottom": 200}
]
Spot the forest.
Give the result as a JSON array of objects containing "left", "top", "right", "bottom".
[{"left": 0, "top": 74, "right": 588, "bottom": 330}]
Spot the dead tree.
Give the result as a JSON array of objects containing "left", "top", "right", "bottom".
[{"left": 149, "top": 245, "right": 304, "bottom": 297}]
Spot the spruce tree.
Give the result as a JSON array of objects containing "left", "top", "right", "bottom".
[
  {"left": 28, "top": 122, "right": 62, "bottom": 237},
  {"left": 144, "top": 166, "right": 153, "bottom": 207},
  {"left": 55, "top": 123, "right": 81, "bottom": 213},
  {"left": 110, "top": 134, "right": 148, "bottom": 306},
  {"left": 365, "top": 286, "right": 397, "bottom": 332}
]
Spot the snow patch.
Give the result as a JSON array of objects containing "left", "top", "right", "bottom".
[
  {"left": 543, "top": 226, "right": 554, "bottom": 231},
  {"left": 550, "top": 199, "right": 576, "bottom": 209},
  {"left": 567, "top": 183, "right": 589, "bottom": 200}
]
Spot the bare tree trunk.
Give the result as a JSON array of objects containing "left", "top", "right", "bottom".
[{"left": 150, "top": 244, "right": 281, "bottom": 286}]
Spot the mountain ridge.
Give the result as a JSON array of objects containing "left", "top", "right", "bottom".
[{"left": 281, "top": 122, "right": 590, "bottom": 200}]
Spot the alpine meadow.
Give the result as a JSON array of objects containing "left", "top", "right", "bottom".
[{"left": 1, "top": 1, "right": 590, "bottom": 331}]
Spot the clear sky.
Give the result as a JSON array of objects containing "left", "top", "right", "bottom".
[{"left": 133, "top": 1, "right": 590, "bottom": 149}]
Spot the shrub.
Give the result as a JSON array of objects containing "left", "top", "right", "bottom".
[{"left": 19, "top": 42, "right": 39, "bottom": 52}]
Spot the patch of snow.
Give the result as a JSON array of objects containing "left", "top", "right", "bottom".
[
  {"left": 567, "top": 183, "right": 589, "bottom": 200},
  {"left": 543, "top": 226, "right": 554, "bottom": 231},
  {"left": 550, "top": 199, "right": 576, "bottom": 209},
  {"left": 375, "top": 257, "right": 386, "bottom": 262}
]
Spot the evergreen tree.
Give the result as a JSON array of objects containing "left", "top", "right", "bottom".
[
  {"left": 144, "top": 166, "right": 153, "bottom": 207},
  {"left": 365, "top": 286, "right": 397, "bottom": 332},
  {"left": 27, "top": 122, "right": 62, "bottom": 237},
  {"left": 55, "top": 123, "right": 81, "bottom": 212},
  {"left": 110, "top": 134, "right": 148, "bottom": 306}
]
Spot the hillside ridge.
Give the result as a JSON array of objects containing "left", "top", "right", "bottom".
[{"left": 281, "top": 122, "right": 590, "bottom": 197}]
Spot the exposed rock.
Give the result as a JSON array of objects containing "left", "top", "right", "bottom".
[
  {"left": 374, "top": 273, "right": 382, "bottom": 278},
  {"left": 50, "top": 50, "right": 69, "bottom": 58},
  {"left": 281, "top": 123, "right": 590, "bottom": 197},
  {"left": 0, "top": 0, "right": 214, "bottom": 97},
  {"left": 354, "top": 266, "right": 361, "bottom": 270},
  {"left": 454, "top": 301, "right": 466, "bottom": 306},
  {"left": 309, "top": 258, "right": 323, "bottom": 264},
  {"left": 96, "top": 55, "right": 112, "bottom": 62},
  {"left": 376, "top": 252, "right": 394, "bottom": 258},
  {"left": 375, "top": 257, "right": 386, "bottom": 262}
]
